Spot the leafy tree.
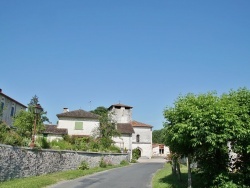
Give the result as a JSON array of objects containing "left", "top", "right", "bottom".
[
  {"left": 91, "top": 106, "right": 120, "bottom": 147},
  {"left": 163, "top": 92, "right": 236, "bottom": 187},
  {"left": 224, "top": 88, "right": 250, "bottom": 185},
  {"left": 90, "top": 106, "right": 108, "bottom": 116},
  {"left": 13, "top": 95, "right": 49, "bottom": 137},
  {"left": 152, "top": 129, "right": 164, "bottom": 143}
]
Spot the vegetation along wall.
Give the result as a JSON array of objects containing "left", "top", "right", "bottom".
[{"left": 0, "top": 144, "right": 128, "bottom": 181}]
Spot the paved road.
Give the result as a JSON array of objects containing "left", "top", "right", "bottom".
[{"left": 48, "top": 162, "right": 164, "bottom": 188}]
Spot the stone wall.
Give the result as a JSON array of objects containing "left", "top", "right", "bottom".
[{"left": 0, "top": 144, "right": 128, "bottom": 181}]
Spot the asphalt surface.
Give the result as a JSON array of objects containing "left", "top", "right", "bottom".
[{"left": 48, "top": 162, "right": 165, "bottom": 188}]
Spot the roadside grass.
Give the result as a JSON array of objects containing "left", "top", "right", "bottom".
[
  {"left": 152, "top": 163, "right": 200, "bottom": 188},
  {"left": 0, "top": 164, "right": 129, "bottom": 188}
]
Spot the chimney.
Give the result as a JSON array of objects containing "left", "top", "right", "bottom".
[
  {"left": 0, "top": 89, "right": 2, "bottom": 93},
  {"left": 63, "top": 108, "right": 69, "bottom": 113}
]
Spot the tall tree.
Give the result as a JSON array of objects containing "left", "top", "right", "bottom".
[
  {"left": 224, "top": 88, "right": 250, "bottom": 185},
  {"left": 91, "top": 106, "right": 120, "bottom": 147},
  {"left": 13, "top": 95, "right": 49, "bottom": 137},
  {"left": 163, "top": 92, "right": 236, "bottom": 187},
  {"left": 152, "top": 129, "right": 164, "bottom": 143}
]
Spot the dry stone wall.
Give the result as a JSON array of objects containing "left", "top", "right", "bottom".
[{"left": 0, "top": 144, "right": 128, "bottom": 181}]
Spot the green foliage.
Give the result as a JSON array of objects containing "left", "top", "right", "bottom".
[
  {"left": 50, "top": 139, "right": 73, "bottom": 150},
  {"left": 130, "top": 158, "right": 137, "bottom": 163},
  {"left": 13, "top": 95, "right": 49, "bottom": 139},
  {"left": 78, "top": 160, "right": 89, "bottom": 170},
  {"left": 0, "top": 122, "right": 23, "bottom": 146},
  {"left": 90, "top": 106, "right": 108, "bottom": 116},
  {"left": 152, "top": 129, "right": 164, "bottom": 144},
  {"left": 132, "top": 148, "right": 141, "bottom": 160},
  {"left": 120, "top": 160, "right": 129, "bottom": 165},
  {"left": 163, "top": 88, "right": 250, "bottom": 187},
  {"left": 99, "top": 157, "right": 107, "bottom": 168},
  {"left": 13, "top": 110, "right": 34, "bottom": 137},
  {"left": 37, "top": 137, "right": 50, "bottom": 149}
]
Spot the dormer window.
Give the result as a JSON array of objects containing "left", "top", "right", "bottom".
[{"left": 136, "top": 134, "right": 140, "bottom": 143}]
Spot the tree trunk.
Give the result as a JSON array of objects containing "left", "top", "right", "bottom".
[
  {"left": 172, "top": 157, "right": 177, "bottom": 174},
  {"left": 187, "top": 154, "right": 192, "bottom": 188},
  {"left": 177, "top": 161, "right": 181, "bottom": 181}
]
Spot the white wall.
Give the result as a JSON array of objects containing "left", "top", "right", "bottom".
[
  {"left": 57, "top": 117, "right": 99, "bottom": 136},
  {"left": 152, "top": 145, "right": 170, "bottom": 157},
  {"left": 46, "top": 135, "right": 64, "bottom": 142},
  {"left": 132, "top": 127, "right": 152, "bottom": 159},
  {"left": 113, "top": 134, "right": 132, "bottom": 152}
]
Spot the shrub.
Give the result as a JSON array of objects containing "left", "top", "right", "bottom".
[
  {"left": 3, "top": 131, "right": 22, "bottom": 146},
  {"left": 36, "top": 137, "right": 50, "bottom": 149},
  {"left": 99, "top": 157, "right": 107, "bottom": 168},
  {"left": 108, "top": 145, "right": 121, "bottom": 153},
  {"left": 130, "top": 158, "right": 137, "bottom": 163},
  {"left": 132, "top": 148, "right": 141, "bottom": 160},
  {"left": 120, "top": 160, "right": 129, "bottom": 165},
  {"left": 50, "top": 139, "right": 73, "bottom": 150},
  {"left": 78, "top": 160, "right": 89, "bottom": 170}
]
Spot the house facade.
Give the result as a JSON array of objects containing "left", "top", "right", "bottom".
[
  {"left": 56, "top": 108, "right": 100, "bottom": 137},
  {"left": 54, "top": 104, "right": 153, "bottom": 159},
  {"left": 0, "top": 89, "right": 27, "bottom": 126},
  {"left": 131, "top": 120, "right": 153, "bottom": 159},
  {"left": 109, "top": 104, "right": 153, "bottom": 159},
  {"left": 152, "top": 144, "right": 170, "bottom": 157}
]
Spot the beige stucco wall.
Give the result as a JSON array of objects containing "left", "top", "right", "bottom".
[{"left": 57, "top": 117, "right": 99, "bottom": 136}]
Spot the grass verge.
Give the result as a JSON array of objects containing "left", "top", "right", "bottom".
[
  {"left": 152, "top": 163, "right": 200, "bottom": 188},
  {"left": 0, "top": 164, "right": 129, "bottom": 188}
]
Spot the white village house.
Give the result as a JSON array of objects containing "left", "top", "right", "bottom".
[{"left": 52, "top": 104, "right": 153, "bottom": 159}]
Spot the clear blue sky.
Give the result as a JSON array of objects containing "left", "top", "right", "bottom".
[{"left": 1, "top": 1, "right": 250, "bottom": 130}]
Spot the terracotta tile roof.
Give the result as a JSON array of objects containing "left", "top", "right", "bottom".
[
  {"left": 117, "top": 123, "right": 135, "bottom": 134},
  {"left": 131, "top": 120, "right": 153, "bottom": 128},
  {"left": 57, "top": 109, "right": 99, "bottom": 119},
  {"left": 108, "top": 103, "right": 133, "bottom": 110},
  {"left": 43, "top": 125, "right": 68, "bottom": 135},
  {"left": 0, "top": 89, "right": 27, "bottom": 108}
]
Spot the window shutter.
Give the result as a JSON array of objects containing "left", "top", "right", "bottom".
[{"left": 75, "top": 122, "right": 83, "bottom": 130}]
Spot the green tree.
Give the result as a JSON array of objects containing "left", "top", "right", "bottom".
[
  {"left": 224, "top": 88, "right": 250, "bottom": 185},
  {"left": 152, "top": 129, "right": 164, "bottom": 143},
  {"left": 90, "top": 106, "right": 108, "bottom": 116},
  {"left": 91, "top": 106, "right": 120, "bottom": 148},
  {"left": 163, "top": 92, "right": 236, "bottom": 187},
  {"left": 13, "top": 95, "right": 49, "bottom": 137}
]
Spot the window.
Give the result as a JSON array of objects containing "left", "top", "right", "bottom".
[
  {"left": 159, "top": 149, "right": 164, "bottom": 154},
  {"left": 10, "top": 107, "right": 15, "bottom": 117},
  {"left": 1, "top": 102, "right": 4, "bottom": 110},
  {"left": 75, "top": 122, "right": 83, "bottom": 130},
  {"left": 136, "top": 134, "right": 140, "bottom": 142}
]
